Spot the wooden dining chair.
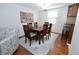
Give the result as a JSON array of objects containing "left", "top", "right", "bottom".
[
  {"left": 23, "top": 25, "right": 38, "bottom": 46},
  {"left": 47, "top": 23, "right": 52, "bottom": 39},
  {"left": 40, "top": 24, "right": 49, "bottom": 43},
  {"left": 44, "top": 22, "right": 49, "bottom": 25},
  {"left": 28, "top": 23, "right": 32, "bottom": 29},
  {"left": 34, "top": 22, "right": 38, "bottom": 28}
]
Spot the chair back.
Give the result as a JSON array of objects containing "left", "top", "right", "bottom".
[
  {"left": 28, "top": 23, "right": 32, "bottom": 29},
  {"left": 23, "top": 25, "right": 30, "bottom": 37},
  {"left": 34, "top": 22, "right": 38, "bottom": 28},
  {"left": 44, "top": 22, "right": 49, "bottom": 25},
  {"left": 43, "top": 24, "right": 48, "bottom": 29},
  {"left": 49, "top": 23, "right": 52, "bottom": 33},
  {"left": 43, "top": 24, "right": 48, "bottom": 35}
]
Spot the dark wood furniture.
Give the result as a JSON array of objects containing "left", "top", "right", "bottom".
[
  {"left": 61, "top": 24, "right": 69, "bottom": 41},
  {"left": 61, "top": 24, "right": 75, "bottom": 44},
  {"left": 68, "top": 3, "right": 78, "bottom": 17},
  {"left": 34, "top": 22, "right": 38, "bottom": 28},
  {"left": 39, "top": 24, "right": 49, "bottom": 43},
  {"left": 31, "top": 27, "right": 44, "bottom": 44},
  {"left": 67, "top": 24, "right": 75, "bottom": 44},
  {"left": 47, "top": 23, "right": 52, "bottom": 38},
  {"left": 28, "top": 23, "right": 32, "bottom": 29},
  {"left": 23, "top": 22, "right": 52, "bottom": 45},
  {"left": 44, "top": 22, "right": 49, "bottom": 25},
  {"left": 23, "top": 25, "right": 38, "bottom": 46}
]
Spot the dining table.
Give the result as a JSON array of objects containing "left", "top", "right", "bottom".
[{"left": 31, "top": 27, "right": 44, "bottom": 44}]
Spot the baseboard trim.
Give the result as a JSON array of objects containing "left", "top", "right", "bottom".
[{"left": 51, "top": 32, "right": 61, "bottom": 35}]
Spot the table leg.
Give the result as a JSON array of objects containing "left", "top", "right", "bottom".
[{"left": 38, "top": 32, "right": 41, "bottom": 45}]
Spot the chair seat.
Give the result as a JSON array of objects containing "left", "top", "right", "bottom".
[{"left": 30, "top": 33, "right": 37, "bottom": 37}]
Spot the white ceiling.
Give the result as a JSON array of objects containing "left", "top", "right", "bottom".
[
  {"left": 17, "top": 3, "right": 42, "bottom": 10},
  {"left": 17, "top": 3, "right": 72, "bottom": 10}
]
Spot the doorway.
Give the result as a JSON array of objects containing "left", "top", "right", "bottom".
[{"left": 62, "top": 3, "right": 78, "bottom": 44}]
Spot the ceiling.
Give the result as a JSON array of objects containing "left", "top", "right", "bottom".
[
  {"left": 17, "top": 3, "right": 42, "bottom": 10},
  {"left": 17, "top": 3, "right": 72, "bottom": 10}
]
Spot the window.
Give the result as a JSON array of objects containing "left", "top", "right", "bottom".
[{"left": 47, "top": 10, "right": 58, "bottom": 24}]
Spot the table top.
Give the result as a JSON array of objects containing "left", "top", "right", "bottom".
[{"left": 32, "top": 27, "right": 43, "bottom": 32}]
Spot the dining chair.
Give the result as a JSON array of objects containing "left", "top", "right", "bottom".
[
  {"left": 34, "top": 22, "right": 38, "bottom": 28},
  {"left": 23, "top": 25, "right": 38, "bottom": 46},
  {"left": 44, "top": 22, "right": 49, "bottom": 25},
  {"left": 28, "top": 23, "right": 32, "bottom": 29},
  {"left": 47, "top": 23, "right": 52, "bottom": 39},
  {"left": 40, "top": 24, "right": 49, "bottom": 43}
]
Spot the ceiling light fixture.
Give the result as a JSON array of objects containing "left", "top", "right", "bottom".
[{"left": 38, "top": 2, "right": 50, "bottom": 9}]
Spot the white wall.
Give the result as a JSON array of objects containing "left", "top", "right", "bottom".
[
  {"left": 0, "top": 3, "right": 39, "bottom": 36},
  {"left": 55, "top": 6, "right": 68, "bottom": 33},
  {"left": 38, "top": 10, "right": 48, "bottom": 26},
  {"left": 69, "top": 8, "right": 79, "bottom": 55},
  {"left": 38, "top": 6, "right": 68, "bottom": 33}
]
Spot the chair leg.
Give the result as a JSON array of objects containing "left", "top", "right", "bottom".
[
  {"left": 35, "top": 36, "right": 38, "bottom": 41},
  {"left": 42, "top": 37, "right": 44, "bottom": 43},
  {"left": 48, "top": 34, "right": 49, "bottom": 39},
  {"left": 38, "top": 35, "right": 41, "bottom": 44},
  {"left": 25, "top": 38, "right": 27, "bottom": 43},
  {"left": 46, "top": 35, "right": 47, "bottom": 40},
  {"left": 29, "top": 39, "right": 31, "bottom": 46}
]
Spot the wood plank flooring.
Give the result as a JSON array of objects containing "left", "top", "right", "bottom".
[
  {"left": 13, "top": 34, "right": 68, "bottom": 55},
  {"left": 48, "top": 35, "right": 68, "bottom": 55},
  {"left": 13, "top": 45, "right": 33, "bottom": 55}
]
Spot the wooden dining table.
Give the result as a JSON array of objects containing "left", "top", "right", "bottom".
[{"left": 31, "top": 27, "right": 44, "bottom": 44}]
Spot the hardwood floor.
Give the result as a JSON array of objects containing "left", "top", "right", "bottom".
[
  {"left": 48, "top": 35, "right": 68, "bottom": 55},
  {"left": 13, "top": 45, "right": 33, "bottom": 55},
  {"left": 14, "top": 34, "right": 68, "bottom": 55}
]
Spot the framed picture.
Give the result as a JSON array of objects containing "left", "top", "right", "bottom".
[{"left": 20, "top": 11, "right": 33, "bottom": 23}]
